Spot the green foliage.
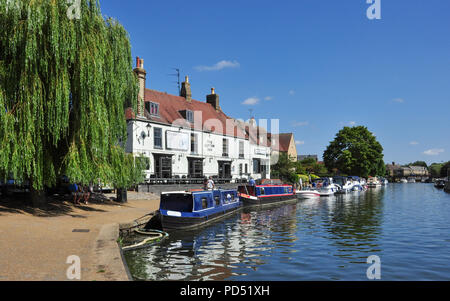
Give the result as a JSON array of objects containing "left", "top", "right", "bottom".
[
  {"left": 407, "top": 161, "right": 428, "bottom": 168},
  {"left": 271, "top": 153, "right": 297, "bottom": 184},
  {"left": 440, "top": 161, "right": 450, "bottom": 178},
  {"left": 0, "top": 0, "right": 141, "bottom": 190},
  {"left": 294, "top": 158, "right": 329, "bottom": 177},
  {"left": 297, "top": 174, "right": 310, "bottom": 183},
  {"left": 323, "top": 126, "right": 385, "bottom": 178},
  {"left": 429, "top": 163, "right": 443, "bottom": 178}
]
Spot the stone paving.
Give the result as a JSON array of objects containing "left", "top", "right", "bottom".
[{"left": 0, "top": 192, "right": 160, "bottom": 281}]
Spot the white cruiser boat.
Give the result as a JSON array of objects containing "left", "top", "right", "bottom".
[
  {"left": 296, "top": 189, "right": 320, "bottom": 199},
  {"left": 313, "top": 178, "right": 340, "bottom": 197},
  {"left": 400, "top": 178, "right": 408, "bottom": 183},
  {"left": 407, "top": 178, "right": 416, "bottom": 183},
  {"left": 367, "top": 177, "right": 382, "bottom": 188}
]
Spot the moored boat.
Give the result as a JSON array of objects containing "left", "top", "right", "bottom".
[
  {"left": 296, "top": 189, "right": 320, "bottom": 199},
  {"left": 238, "top": 179, "right": 297, "bottom": 207},
  {"left": 434, "top": 179, "right": 446, "bottom": 189},
  {"left": 407, "top": 177, "right": 416, "bottom": 183},
  {"left": 148, "top": 189, "right": 241, "bottom": 231},
  {"left": 313, "top": 178, "right": 340, "bottom": 196},
  {"left": 367, "top": 177, "right": 382, "bottom": 188}
]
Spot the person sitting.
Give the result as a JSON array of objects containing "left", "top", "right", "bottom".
[{"left": 249, "top": 177, "right": 256, "bottom": 186}]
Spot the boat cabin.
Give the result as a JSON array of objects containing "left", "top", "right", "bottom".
[{"left": 160, "top": 189, "right": 239, "bottom": 216}]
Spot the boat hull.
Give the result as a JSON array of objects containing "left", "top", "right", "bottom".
[
  {"left": 159, "top": 205, "right": 241, "bottom": 231},
  {"left": 296, "top": 191, "right": 320, "bottom": 199},
  {"left": 240, "top": 194, "right": 298, "bottom": 207}
]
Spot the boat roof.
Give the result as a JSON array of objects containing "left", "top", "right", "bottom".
[{"left": 161, "top": 189, "right": 236, "bottom": 195}]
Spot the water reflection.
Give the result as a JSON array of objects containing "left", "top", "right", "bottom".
[
  {"left": 321, "top": 189, "right": 385, "bottom": 264},
  {"left": 124, "top": 185, "right": 450, "bottom": 280},
  {"left": 125, "top": 204, "right": 299, "bottom": 281}
]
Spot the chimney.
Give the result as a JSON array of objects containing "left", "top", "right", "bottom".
[
  {"left": 133, "top": 57, "right": 147, "bottom": 117},
  {"left": 180, "top": 76, "right": 192, "bottom": 103},
  {"left": 206, "top": 87, "right": 220, "bottom": 111}
]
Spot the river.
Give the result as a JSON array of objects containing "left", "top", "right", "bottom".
[{"left": 123, "top": 183, "right": 450, "bottom": 281}]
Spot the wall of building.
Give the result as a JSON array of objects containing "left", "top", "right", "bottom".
[{"left": 127, "top": 119, "right": 271, "bottom": 181}]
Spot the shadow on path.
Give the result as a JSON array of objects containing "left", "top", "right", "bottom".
[{"left": 0, "top": 192, "right": 123, "bottom": 217}]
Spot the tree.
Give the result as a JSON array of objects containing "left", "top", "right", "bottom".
[
  {"left": 323, "top": 126, "right": 385, "bottom": 178},
  {"left": 440, "top": 161, "right": 450, "bottom": 178},
  {"left": 407, "top": 161, "right": 428, "bottom": 168},
  {"left": 0, "top": 1, "right": 141, "bottom": 205},
  {"left": 429, "top": 163, "right": 443, "bottom": 178},
  {"left": 271, "top": 153, "right": 297, "bottom": 184}
]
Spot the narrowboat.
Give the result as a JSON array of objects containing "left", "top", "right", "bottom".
[
  {"left": 147, "top": 189, "right": 241, "bottom": 231},
  {"left": 238, "top": 179, "right": 297, "bottom": 207}
]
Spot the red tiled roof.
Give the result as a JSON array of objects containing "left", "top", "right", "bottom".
[
  {"left": 271, "top": 133, "right": 293, "bottom": 152},
  {"left": 126, "top": 89, "right": 247, "bottom": 138}
]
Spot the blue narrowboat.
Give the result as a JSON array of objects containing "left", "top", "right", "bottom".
[
  {"left": 150, "top": 189, "right": 241, "bottom": 231},
  {"left": 238, "top": 179, "right": 297, "bottom": 207}
]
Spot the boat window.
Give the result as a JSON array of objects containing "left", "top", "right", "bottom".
[
  {"left": 215, "top": 196, "right": 221, "bottom": 206},
  {"left": 202, "top": 198, "right": 208, "bottom": 209},
  {"left": 260, "top": 187, "right": 265, "bottom": 195},
  {"left": 231, "top": 193, "right": 235, "bottom": 201},
  {"left": 160, "top": 194, "right": 193, "bottom": 212}
]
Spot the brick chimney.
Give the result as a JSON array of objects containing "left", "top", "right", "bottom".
[
  {"left": 180, "top": 76, "right": 192, "bottom": 103},
  {"left": 133, "top": 57, "right": 147, "bottom": 117},
  {"left": 206, "top": 87, "right": 220, "bottom": 111}
]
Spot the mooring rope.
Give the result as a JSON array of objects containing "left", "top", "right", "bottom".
[{"left": 121, "top": 229, "right": 168, "bottom": 251}]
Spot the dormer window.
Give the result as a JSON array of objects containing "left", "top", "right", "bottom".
[
  {"left": 145, "top": 101, "right": 159, "bottom": 117},
  {"left": 186, "top": 110, "right": 194, "bottom": 123},
  {"left": 179, "top": 109, "right": 194, "bottom": 123}
]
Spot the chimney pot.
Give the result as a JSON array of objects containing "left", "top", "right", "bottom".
[
  {"left": 180, "top": 76, "right": 192, "bottom": 102},
  {"left": 134, "top": 56, "right": 147, "bottom": 117},
  {"left": 207, "top": 88, "right": 220, "bottom": 111}
]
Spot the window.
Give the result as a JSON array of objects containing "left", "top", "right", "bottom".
[
  {"left": 239, "top": 164, "right": 243, "bottom": 175},
  {"left": 146, "top": 102, "right": 159, "bottom": 116},
  {"left": 191, "top": 133, "right": 198, "bottom": 154},
  {"left": 222, "top": 138, "right": 229, "bottom": 157},
  {"left": 245, "top": 164, "right": 248, "bottom": 174},
  {"left": 202, "top": 198, "right": 208, "bottom": 209},
  {"left": 214, "top": 196, "right": 221, "bottom": 207},
  {"left": 186, "top": 110, "right": 194, "bottom": 123},
  {"left": 154, "top": 128, "right": 162, "bottom": 148},
  {"left": 253, "top": 159, "right": 261, "bottom": 174},
  {"left": 239, "top": 141, "right": 244, "bottom": 158},
  {"left": 260, "top": 187, "right": 265, "bottom": 195}
]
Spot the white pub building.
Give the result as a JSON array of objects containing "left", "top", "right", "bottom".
[{"left": 125, "top": 57, "right": 273, "bottom": 183}]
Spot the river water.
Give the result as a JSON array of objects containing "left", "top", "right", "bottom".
[{"left": 123, "top": 184, "right": 450, "bottom": 281}]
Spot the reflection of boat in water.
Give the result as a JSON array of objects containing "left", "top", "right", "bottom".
[
  {"left": 238, "top": 179, "right": 297, "bottom": 207},
  {"left": 147, "top": 189, "right": 241, "bottom": 231}
]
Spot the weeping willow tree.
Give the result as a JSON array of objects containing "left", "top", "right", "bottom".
[{"left": 0, "top": 0, "right": 144, "bottom": 203}]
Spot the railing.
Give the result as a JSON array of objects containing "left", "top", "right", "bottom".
[{"left": 144, "top": 176, "right": 238, "bottom": 185}]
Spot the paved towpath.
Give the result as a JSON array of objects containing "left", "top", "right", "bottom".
[{"left": 0, "top": 192, "right": 159, "bottom": 281}]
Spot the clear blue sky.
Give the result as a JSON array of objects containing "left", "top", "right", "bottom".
[{"left": 100, "top": 0, "right": 450, "bottom": 165}]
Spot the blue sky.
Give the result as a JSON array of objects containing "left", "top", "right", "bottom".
[{"left": 100, "top": 0, "right": 450, "bottom": 165}]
